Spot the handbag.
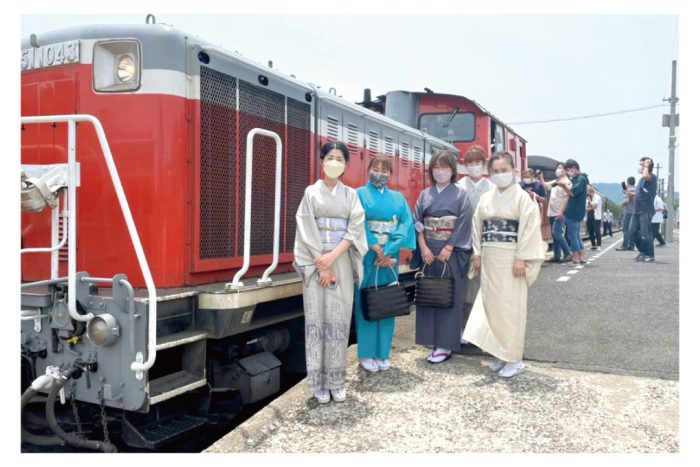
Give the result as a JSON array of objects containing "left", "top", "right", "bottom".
[
  {"left": 414, "top": 261, "right": 454, "bottom": 308},
  {"left": 361, "top": 267, "right": 412, "bottom": 322}
]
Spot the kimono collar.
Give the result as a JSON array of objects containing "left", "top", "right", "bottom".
[
  {"left": 320, "top": 179, "right": 342, "bottom": 197},
  {"left": 366, "top": 182, "right": 385, "bottom": 194}
]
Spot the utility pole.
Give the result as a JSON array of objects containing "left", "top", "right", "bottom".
[{"left": 662, "top": 60, "right": 678, "bottom": 243}]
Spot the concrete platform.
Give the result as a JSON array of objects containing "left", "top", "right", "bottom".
[{"left": 205, "top": 343, "right": 678, "bottom": 453}]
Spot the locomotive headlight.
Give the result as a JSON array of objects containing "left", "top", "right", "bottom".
[
  {"left": 87, "top": 314, "right": 120, "bottom": 347},
  {"left": 93, "top": 40, "right": 141, "bottom": 92},
  {"left": 116, "top": 54, "right": 136, "bottom": 82}
]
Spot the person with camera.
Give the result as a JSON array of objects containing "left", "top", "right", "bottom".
[
  {"left": 563, "top": 159, "right": 590, "bottom": 264},
  {"left": 652, "top": 193, "right": 667, "bottom": 247},
  {"left": 615, "top": 176, "right": 637, "bottom": 251},
  {"left": 628, "top": 157, "right": 658, "bottom": 262},
  {"left": 545, "top": 162, "right": 573, "bottom": 263},
  {"left": 520, "top": 168, "right": 547, "bottom": 206}
]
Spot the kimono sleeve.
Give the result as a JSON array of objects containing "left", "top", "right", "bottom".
[
  {"left": 342, "top": 189, "right": 369, "bottom": 258},
  {"left": 357, "top": 188, "right": 380, "bottom": 248},
  {"left": 384, "top": 193, "right": 417, "bottom": 258},
  {"left": 471, "top": 195, "right": 484, "bottom": 257},
  {"left": 413, "top": 189, "right": 426, "bottom": 233},
  {"left": 447, "top": 188, "right": 474, "bottom": 247},
  {"left": 515, "top": 192, "right": 545, "bottom": 262},
  {"left": 293, "top": 186, "right": 323, "bottom": 282}
]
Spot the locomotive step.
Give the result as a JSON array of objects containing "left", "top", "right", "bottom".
[
  {"left": 149, "top": 371, "right": 207, "bottom": 405},
  {"left": 122, "top": 413, "right": 209, "bottom": 450},
  {"left": 156, "top": 330, "right": 208, "bottom": 351}
]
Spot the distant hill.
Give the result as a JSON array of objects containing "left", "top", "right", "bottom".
[{"left": 593, "top": 183, "right": 679, "bottom": 206}]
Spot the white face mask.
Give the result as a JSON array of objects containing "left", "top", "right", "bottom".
[
  {"left": 491, "top": 172, "right": 514, "bottom": 188},
  {"left": 555, "top": 168, "right": 564, "bottom": 177},
  {"left": 323, "top": 159, "right": 346, "bottom": 179},
  {"left": 432, "top": 168, "right": 452, "bottom": 184},
  {"left": 523, "top": 177, "right": 534, "bottom": 184},
  {"left": 465, "top": 165, "right": 483, "bottom": 177}
]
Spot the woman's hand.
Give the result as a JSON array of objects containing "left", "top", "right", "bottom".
[
  {"left": 371, "top": 244, "right": 385, "bottom": 261},
  {"left": 472, "top": 256, "right": 481, "bottom": 273},
  {"left": 421, "top": 246, "right": 435, "bottom": 265},
  {"left": 513, "top": 259, "right": 527, "bottom": 278},
  {"left": 318, "top": 270, "right": 336, "bottom": 288},
  {"left": 376, "top": 256, "right": 397, "bottom": 268},
  {"left": 314, "top": 252, "right": 336, "bottom": 272},
  {"left": 437, "top": 246, "right": 453, "bottom": 263}
]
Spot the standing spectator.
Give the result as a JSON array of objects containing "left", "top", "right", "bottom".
[
  {"left": 586, "top": 186, "right": 602, "bottom": 250},
  {"left": 412, "top": 150, "right": 473, "bottom": 364},
  {"left": 457, "top": 146, "right": 494, "bottom": 339},
  {"left": 545, "top": 162, "right": 572, "bottom": 263},
  {"left": 615, "top": 176, "right": 637, "bottom": 251},
  {"left": 603, "top": 209, "right": 614, "bottom": 237},
  {"left": 520, "top": 168, "right": 547, "bottom": 207},
  {"left": 652, "top": 194, "right": 666, "bottom": 246},
  {"left": 294, "top": 141, "right": 368, "bottom": 404},
  {"left": 463, "top": 152, "right": 546, "bottom": 378},
  {"left": 563, "top": 159, "right": 589, "bottom": 264},
  {"left": 354, "top": 155, "right": 416, "bottom": 373},
  {"left": 628, "top": 157, "right": 657, "bottom": 262}
]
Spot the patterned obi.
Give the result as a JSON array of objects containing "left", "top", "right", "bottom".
[
  {"left": 367, "top": 217, "right": 398, "bottom": 245},
  {"left": 482, "top": 218, "right": 519, "bottom": 243},
  {"left": 316, "top": 217, "right": 348, "bottom": 244},
  {"left": 423, "top": 215, "right": 457, "bottom": 241}
]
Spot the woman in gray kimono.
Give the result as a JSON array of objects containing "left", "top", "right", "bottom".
[
  {"left": 294, "top": 141, "right": 368, "bottom": 404},
  {"left": 412, "top": 150, "right": 473, "bottom": 363}
]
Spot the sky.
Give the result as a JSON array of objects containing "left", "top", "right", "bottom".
[
  {"left": 5, "top": 0, "right": 700, "bottom": 462},
  {"left": 18, "top": 11, "right": 680, "bottom": 190}
]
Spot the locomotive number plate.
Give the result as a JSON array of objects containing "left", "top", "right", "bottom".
[{"left": 21, "top": 40, "right": 80, "bottom": 71}]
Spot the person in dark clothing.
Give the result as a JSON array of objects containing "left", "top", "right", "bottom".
[
  {"left": 520, "top": 168, "right": 547, "bottom": 205},
  {"left": 615, "top": 176, "right": 637, "bottom": 251},
  {"left": 628, "top": 157, "right": 657, "bottom": 262},
  {"left": 562, "top": 159, "right": 589, "bottom": 264}
]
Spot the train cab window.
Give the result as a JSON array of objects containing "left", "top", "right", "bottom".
[
  {"left": 491, "top": 121, "right": 505, "bottom": 153},
  {"left": 417, "top": 112, "right": 475, "bottom": 143}
]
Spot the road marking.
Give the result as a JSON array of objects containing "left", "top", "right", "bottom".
[
  {"left": 567, "top": 270, "right": 579, "bottom": 275},
  {"left": 575, "top": 265, "right": 584, "bottom": 269},
  {"left": 557, "top": 276, "right": 571, "bottom": 282}
]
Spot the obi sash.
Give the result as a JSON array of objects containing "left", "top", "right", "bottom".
[
  {"left": 482, "top": 218, "right": 519, "bottom": 243},
  {"left": 316, "top": 217, "right": 348, "bottom": 244},
  {"left": 367, "top": 217, "right": 398, "bottom": 245},
  {"left": 423, "top": 215, "right": 457, "bottom": 241}
]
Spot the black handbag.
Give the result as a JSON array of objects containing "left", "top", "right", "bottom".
[
  {"left": 414, "top": 261, "right": 454, "bottom": 308},
  {"left": 361, "top": 267, "right": 412, "bottom": 322}
]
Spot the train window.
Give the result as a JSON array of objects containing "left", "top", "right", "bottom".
[
  {"left": 491, "top": 121, "right": 505, "bottom": 153},
  {"left": 417, "top": 112, "right": 475, "bottom": 142}
]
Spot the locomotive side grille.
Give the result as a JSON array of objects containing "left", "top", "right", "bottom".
[
  {"left": 285, "top": 99, "right": 311, "bottom": 252},
  {"left": 368, "top": 130, "right": 380, "bottom": 158},
  {"left": 346, "top": 122, "right": 361, "bottom": 159},
  {"left": 413, "top": 145, "right": 423, "bottom": 168},
  {"left": 238, "top": 80, "right": 286, "bottom": 257},
  {"left": 400, "top": 141, "right": 410, "bottom": 167},
  {"left": 326, "top": 115, "right": 340, "bottom": 141},
  {"left": 384, "top": 135, "right": 394, "bottom": 157},
  {"left": 199, "top": 67, "right": 237, "bottom": 260}
]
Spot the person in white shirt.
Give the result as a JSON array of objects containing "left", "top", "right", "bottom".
[
  {"left": 652, "top": 194, "right": 666, "bottom": 246},
  {"left": 545, "top": 162, "right": 573, "bottom": 263},
  {"left": 602, "top": 209, "right": 614, "bottom": 237},
  {"left": 586, "top": 186, "right": 603, "bottom": 250},
  {"left": 456, "top": 146, "right": 494, "bottom": 342}
]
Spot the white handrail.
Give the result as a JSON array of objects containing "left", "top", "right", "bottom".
[
  {"left": 228, "top": 129, "right": 283, "bottom": 289},
  {"left": 20, "top": 205, "right": 67, "bottom": 257},
  {"left": 21, "top": 114, "right": 157, "bottom": 379}
]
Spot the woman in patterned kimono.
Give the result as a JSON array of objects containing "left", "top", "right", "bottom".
[
  {"left": 294, "top": 141, "right": 368, "bottom": 403},
  {"left": 463, "top": 152, "right": 546, "bottom": 378},
  {"left": 354, "top": 155, "right": 416, "bottom": 372},
  {"left": 412, "top": 150, "right": 473, "bottom": 364}
]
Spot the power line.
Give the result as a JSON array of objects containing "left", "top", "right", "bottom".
[{"left": 508, "top": 103, "right": 670, "bottom": 125}]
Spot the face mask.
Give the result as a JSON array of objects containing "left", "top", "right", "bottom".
[
  {"left": 555, "top": 169, "right": 564, "bottom": 177},
  {"left": 491, "top": 172, "right": 513, "bottom": 188},
  {"left": 465, "top": 165, "right": 483, "bottom": 177},
  {"left": 432, "top": 168, "right": 452, "bottom": 184},
  {"left": 568, "top": 171, "right": 576, "bottom": 179},
  {"left": 323, "top": 159, "right": 345, "bottom": 179},
  {"left": 523, "top": 178, "right": 534, "bottom": 184},
  {"left": 369, "top": 172, "right": 390, "bottom": 189}
]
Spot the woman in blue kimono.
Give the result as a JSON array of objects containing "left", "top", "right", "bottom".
[{"left": 353, "top": 155, "right": 416, "bottom": 372}]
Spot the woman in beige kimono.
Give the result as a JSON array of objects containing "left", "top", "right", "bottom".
[
  {"left": 294, "top": 141, "right": 368, "bottom": 403},
  {"left": 463, "top": 152, "right": 546, "bottom": 378}
]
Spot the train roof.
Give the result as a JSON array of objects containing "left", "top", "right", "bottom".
[
  {"left": 22, "top": 22, "right": 459, "bottom": 154},
  {"left": 380, "top": 90, "right": 527, "bottom": 143}
]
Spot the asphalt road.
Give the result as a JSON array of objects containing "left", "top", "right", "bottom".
[{"left": 526, "top": 231, "right": 679, "bottom": 380}]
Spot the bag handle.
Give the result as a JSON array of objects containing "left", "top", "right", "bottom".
[
  {"left": 415, "top": 260, "right": 451, "bottom": 279},
  {"left": 374, "top": 263, "right": 399, "bottom": 290}
]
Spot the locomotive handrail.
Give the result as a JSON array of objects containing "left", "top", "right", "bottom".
[
  {"left": 20, "top": 114, "right": 157, "bottom": 379},
  {"left": 21, "top": 196, "right": 67, "bottom": 280},
  {"left": 228, "top": 128, "right": 283, "bottom": 289}
]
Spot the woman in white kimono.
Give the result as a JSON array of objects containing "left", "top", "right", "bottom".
[
  {"left": 463, "top": 152, "right": 546, "bottom": 378},
  {"left": 294, "top": 141, "right": 368, "bottom": 404}
]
